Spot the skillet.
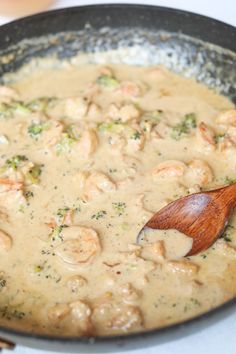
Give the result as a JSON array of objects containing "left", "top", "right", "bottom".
[{"left": 0, "top": 4, "right": 235, "bottom": 352}]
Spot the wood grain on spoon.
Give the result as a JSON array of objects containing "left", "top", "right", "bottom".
[{"left": 137, "top": 183, "right": 236, "bottom": 256}]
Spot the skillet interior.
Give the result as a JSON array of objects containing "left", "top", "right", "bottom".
[{"left": 0, "top": 4, "right": 235, "bottom": 353}]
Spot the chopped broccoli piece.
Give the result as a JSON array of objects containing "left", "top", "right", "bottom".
[
  {"left": 26, "top": 165, "right": 42, "bottom": 184},
  {"left": 171, "top": 113, "right": 197, "bottom": 140},
  {"left": 11, "top": 101, "right": 31, "bottom": 115},
  {"left": 214, "top": 133, "right": 225, "bottom": 144},
  {"left": 96, "top": 75, "right": 119, "bottom": 88},
  {"left": 56, "top": 134, "right": 76, "bottom": 155},
  {"left": 50, "top": 225, "right": 67, "bottom": 242},
  {"left": 5, "top": 155, "right": 28, "bottom": 171},
  {"left": 27, "top": 97, "right": 57, "bottom": 112},
  {"left": 28, "top": 122, "right": 49, "bottom": 139},
  {"left": 0, "top": 102, "right": 13, "bottom": 119}
]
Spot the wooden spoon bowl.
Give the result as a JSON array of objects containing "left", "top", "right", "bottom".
[{"left": 137, "top": 183, "right": 236, "bottom": 256}]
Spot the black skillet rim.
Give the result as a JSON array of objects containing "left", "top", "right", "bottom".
[{"left": 0, "top": 3, "right": 235, "bottom": 346}]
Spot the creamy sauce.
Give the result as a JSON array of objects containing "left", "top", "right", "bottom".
[
  {"left": 141, "top": 229, "right": 193, "bottom": 259},
  {"left": 0, "top": 62, "right": 235, "bottom": 336}
]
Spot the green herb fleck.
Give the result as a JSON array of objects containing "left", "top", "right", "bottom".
[
  {"left": 190, "top": 298, "right": 201, "bottom": 306},
  {"left": 112, "top": 202, "right": 126, "bottom": 216},
  {"left": 225, "top": 176, "right": 236, "bottom": 185},
  {"left": 50, "top": 225, "right": 67, "bottom": 242},
  {"left": 109, "top": 168, "right": 117, "bottom": 173},
  {"left": 24, "top": 191, "right": 34, "bottom": 199},
  {"left": 34, "top": 265, "right": 44, "bottom": 273},
  {"left": 56, "top": 207, "right": 70, "bottom": 224},
  {"left": 221, "top": 224, "right": 234, "bottom": 242},
  {"left": 18, "top": 204, "right": 25, "bottom": 213},
  {"left": 91, "top": 210, "right": 107, "bottom": 220},
  {"left": 0, "top": 277, "right": 6, "bottom": 290},
  {"left": 0, "top": 306, "right": 25, "bottom": 320},
  {"left": 131, "top": 131, "right": 141, "bottom": 140}
]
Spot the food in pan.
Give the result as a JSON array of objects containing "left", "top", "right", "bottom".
[{"left": 0, "top": 61, "right": 235, "bottom": 336}]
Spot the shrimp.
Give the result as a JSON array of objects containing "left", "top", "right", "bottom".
[
  {"left": 127, "top": 131, "right": 145, "bottom": 152},
  {"left": 77, "top": 129, "right": 98, "bottom": 157},
  {"left": 66, "top": 275, "right": 88, "bottom": 293},
  {"left": 82, "top": 171, "right": 116, "bottom": 200},
  {"left": 0, "top": 229, "right": 12, "bottom": 251},
  {"left": 198, "top": 122, "right": 216, "bottom": 147},
  {"left": 64, "top": 96, "right": 88, "bottom": 119},
  {"left": 187, "top": 159, "right": 213, "bottom": 186},
  {"left": 118, "top": 283, "right": 140, "bottom": 304},
  {"left": 0, "top": 178, "right": 23, "bottom": 193},
  {"left": 167, "top": 260, "right": 199, "bottom": 275},
  {"left": 106, "top": 103, "right": 140, "bottom": 123},
  {"left": 119, "top": 81, "right": 143, "bottom": 97},
  {"left": 92, "top": 301, "right": 143, "bottom": 333},
  {"left": 227, "top": 126, "right": 236, "bottom": 144},
  {"left": 43, "top": 120, "right": 64, "bottom": 147},
  {"left": 214, "top": 239, "right": 236, "bottom": 258},
  {"left": 135, "top": 194, "right": 154, "bottom": 222},
  {"left": 87, "top": 102, "right": 102, "bottom": 122},
  {"left": 142, "top": 241, "right": 166, "bottom": 262},
  {"left": 122, "top": 154, "right": 141, "bottom": 175},
  {"left": 146, "top": 66, "right": 168, "bottom": 81},
  {"left": 216, "top": 109, "right": 236, "bottom": 126},
  {"left": 152, "top": 160, "right": 186, "bottom": 178},
  {"left": 0, "top": 85, "right": 19, "bottom": 103},
  {"left": 55, "top": 226, "right": 101, "bottom": 265},
  {"left": 119, "top": 104, "right": 140, "bottom": 123},
  {"left": 69, "top": 300, "right": 93, "bottom": 335},
  {"left": 48, "top": 303, "right": 70, "bottom": 322}
]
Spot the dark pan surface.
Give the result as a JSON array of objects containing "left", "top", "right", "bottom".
[{"left": 0, "top": 4, "right": 235, "bottom": 352}]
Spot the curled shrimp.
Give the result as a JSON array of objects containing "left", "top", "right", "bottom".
[
  {"left": 0, "top": 85, "right": 19, "bottom": 103},
  {"left": 0, "top": 229, "right": 12, "bottom": 251},
  {"left": 0, "top": 178, "right": 23, "bottom": 193},
  {"left": 64, "top": 96, "right": 88, "bottom": 119},
  {"left": 198, "top": 122, "right": 216, "bottom": 147},
  {"left": 118, "top": 81, "right": 143, "bottom": 97},
  {"left": 80, "top": 171, "right": 116, "bottom": 201},
  {"left": 92, "top": 300, "right": 143, "bottom": 333},
  {"left": 216, "top": 109, "right": 236, "bottom": 126},
  {"left": 187, "top": 159, "right": 213, "bottom": 186},
  {"left": 152, "top": 160, "right": 186, "bottom": 178},
  {"left": 77, "top": 129, "right": 98, "bottom": 157},
  {"left": 55, "top": 226, "right": 101, "bottom": 265}
]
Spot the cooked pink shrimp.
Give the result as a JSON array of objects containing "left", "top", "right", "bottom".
[
  {"left": 152, "top": 160, "right": 186, "bottom": 178},
  {"left": 55, "top": 226, "right": 101, "bottom": 265},
  {"left": 198, "top": 122, "right": 216, "bottom": 147}
]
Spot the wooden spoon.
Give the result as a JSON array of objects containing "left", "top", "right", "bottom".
[{"left": 137, "top": 183, "right": 236, "bottom": 256}]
